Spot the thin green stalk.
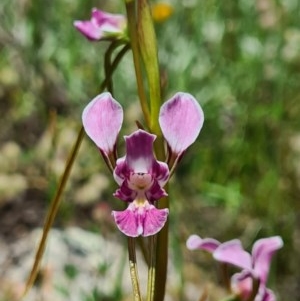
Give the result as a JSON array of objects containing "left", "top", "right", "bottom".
[
  {"left": 23, "top": 126, "right": 85, "bottom": 296},
  {"left": 137, "top": 0, "right": 161, "bottom": 134},
  {"left": 128, "top": 237, "right": 143, "bottom": 301},
  {"left": 154, "top": 139, "right": 169, "bottom": 301},
  {"left": 220, "top": 263, "right": 231, "bottom": 292},
  {"left": 154, "top": 199, "right": 169, "bottom": 301},
  {"left": 100, "top": 43, "right": 130, "bottom": 92},
  {"left": 125, "top": 0, "right": 151, "bottom": 127},
  {"left": 147, "top": 235, "right": 156, "bottom": 301},
  {"left": 23, "top": 44, "right": 130, "bottom": 296},
  {"left": 104, "top": 40, "right": 126, "bottom": 94}
]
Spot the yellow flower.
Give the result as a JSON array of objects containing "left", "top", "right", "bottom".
[{"left": 151, "top": 3, "right": 173, "bottom": 22}]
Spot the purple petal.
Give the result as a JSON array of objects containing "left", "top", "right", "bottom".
[
  {"left": 145, "top": 179, "right": 168, "bottom": 202},
  {"left": 125, "top": 130, "right": 157, "bottom": 172},
  {"left": 113, "top": 130, "right": 169, "bottom": 202},
  {"left": 113, "top": 179, "right": 137, "bottom": 202},
  {"left": 112, "top": 204, "right": 141, "bottom": 237},
  {"left": 73, "top": 20, "right": 104, "bottom": 40},
  {"left": 123, "top": 130, "right": 169, "bottom": 184},
  {"left": 159, "top": 92, "right": 204, "bottom": 155},
  {"left": 261, "top": 288, "right": 276, "bottom": 301},
  {"left": 231, "top": 271, "right": 253, "bottom": 300},
  {"left": 91, "top": 8, "right": 126, "bottom": 32},
  {"left": 112, "top": 202, "right": 169, "bottom": 237},
  {"left": 213, "top": 239, "right": 252, "bottom": 270},
  {"left": 82, "top": 92, "right": 123, "bottom": 156},
  {"left": 252, "top": 236, "right": 283, "bottom": 284},
  {"left": 186, "top": 234, "right": 221, "bottom": 253},
  {"left": 143, "top": 205, "right": 169, "bottom": 236},
  {"left": 74, "top": 8, "right": 126, "bottom": 41}
]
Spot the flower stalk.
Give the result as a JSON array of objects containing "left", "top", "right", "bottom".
[
  {"left": 23, "top": 126, "right": 85, "bottom": 296},
  {"left": 125, "top": 0, "right": 150, "bottom": 127},
  {"left": 128, "top": 237, "right": 143, "bottom": 301},
  {"left": 147, "top": 235, "right": 157, "bottom": 301},
  {"left": 137, "top": 0, "right": 162, "bottom": 134}
]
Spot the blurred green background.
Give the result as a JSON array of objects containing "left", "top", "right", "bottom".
[{"left": 0, "top": 0, "right": 300, "bottom": 300}]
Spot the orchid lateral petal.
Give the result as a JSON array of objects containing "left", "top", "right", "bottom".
[
  {"left": 186, "top": 234, "right": 221, "bottom": 253},
  {"left": 74, "top": 8, "right": 126, "bottom": 41},
  {"left": 145, "top": 179, "right": 168, "bottom": 202},
  {"left": 159, "top": 92, "right": 204, "bottom": 155},
  {"left": 114, "top": 179, "right": 137, "bottom": 202},
  {"left": 82, "top": 92, "right": 123, "bottom": 156},
  {"left": 252, "top": 236, "right": 283, "bottom": 284},
  {"left": 213, "top": 239, "right": 252, "bottom": 270}
]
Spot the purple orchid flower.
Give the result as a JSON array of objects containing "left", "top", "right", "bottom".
[
  {"left": 82, "top": 92, "right": 204, "bottom": 237},
  {"left": 213, "top": 237, "right": 283, "bottom": 301},
  {"left": 187, "top": 234, "right": 283, "bottom": 301},
  {"left": 74, "top": 8, "right": 127, "bottom": 41}
]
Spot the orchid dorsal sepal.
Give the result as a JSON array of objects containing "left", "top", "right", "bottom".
[
  {"left": 82, "top": 92, "right": 123, "bottom": 169},
  {"left": 74, "top": 8, "right": 127, "bottom": 42},
  {"left": 159, "top": 92, "right": 204, "bottom": 165}
]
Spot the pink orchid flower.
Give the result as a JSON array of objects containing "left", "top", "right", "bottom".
[
  {"left": 214, "top": 237, "right": 283, "bottom": 301},
  {"left": 187, "top": 235, "right": 283, "bottom": 301},
  {"left": 82, "top": 92, "right": 204, "bottom": 237},
  {"left": 74, "top": 8, "right": 127, "bottom": 41}
]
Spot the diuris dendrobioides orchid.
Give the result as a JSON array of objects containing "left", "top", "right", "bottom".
[{"left": 82, "top": 92, "right": 204, "bottom": 237}]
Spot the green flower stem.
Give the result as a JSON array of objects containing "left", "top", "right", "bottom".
[
  {"left": 23, "top": 126, "right": 85, "bottom": 296},
  {"left": 128, "top": 237, "right": 143, "bottom": 301},
  {"left": 101, "top": 43, "right": 131, "bottom": 93},
  {"left": 136, "top": 1, "right": 168, "bottom": 300},
  {"left": 146, "top": 235, "right": 157, "bottom": 301},
  {"left": 23, "top": 44, "right": 130, "bottom": 296},
  {"left": 104, "top": 40, "right": 128, "bottom": 94},
  {"left": 154, "top": 196, "right": 169, "bottom": 301},
  {"left": 153, "top": 137, "right": 169, "bottom": 301},
  {"left": 125, "top": 0, "right": 151, "bottom": 127},
  {"left": 137, "top": 0, "right": 162, "bottom": 135},
  {"left": 220, "top": 263, "right": 231, "bottom": 292}
]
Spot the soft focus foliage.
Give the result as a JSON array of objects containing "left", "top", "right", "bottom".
[{"left": 1, "top": 0, "right": 300, "bottom": 300}]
